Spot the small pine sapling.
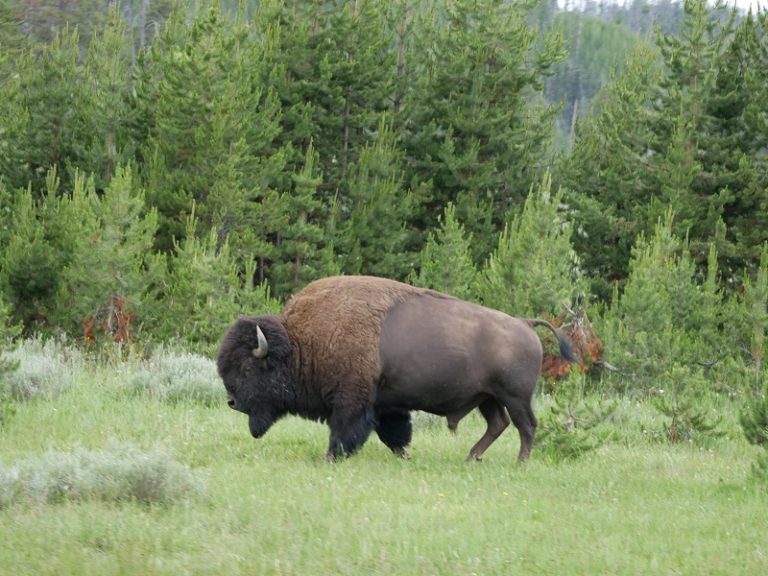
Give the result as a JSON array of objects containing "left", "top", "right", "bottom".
[{"left": 535, "top": 373, "right": 617, "bottom": 462}]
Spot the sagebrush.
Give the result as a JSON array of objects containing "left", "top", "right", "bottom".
[{"left": 0, "top": 441, "right": 204, "bottom": 508}]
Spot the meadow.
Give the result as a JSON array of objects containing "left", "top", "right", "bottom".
[{"left": 1, "top": 342, "right": 766, "bottom": 576}]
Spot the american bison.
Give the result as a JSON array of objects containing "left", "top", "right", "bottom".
[{"left": 217, "top": 275, "right": 575, "bottom": 462}]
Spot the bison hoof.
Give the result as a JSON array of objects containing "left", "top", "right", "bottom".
[
  {"left": 466, "top": 453, "right": 483, "bottom": 463},
  {"left": 393, "top": 447, "right": 411, "bottom": 460},
  {"left": 325, "top": 451, "right": 344, "bottom": 462}
]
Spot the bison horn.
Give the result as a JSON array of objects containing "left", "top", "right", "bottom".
[{"left": 253, "top": 325, "right": 269, "bottom": 358}]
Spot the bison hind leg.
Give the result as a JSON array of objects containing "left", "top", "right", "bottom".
[
  {"left": 326, "top": 405, "right": 375, "bottom": 460},
  {"left": 375, "top": 408, "right": 412, "bottom": 459},
  {"left": 466, "top": 399, "right": 510, "bottom": 462},
  {"left": 499, "top": 394, "right": 537, "bottom": 463}
]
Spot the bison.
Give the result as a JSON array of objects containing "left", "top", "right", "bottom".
[{"left": 217, "top": 275, "right": 575, "bottom": 462}]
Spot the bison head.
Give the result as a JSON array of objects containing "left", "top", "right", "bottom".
[{"left": 216, "top": 315, "right": 294, "bottom": 438}]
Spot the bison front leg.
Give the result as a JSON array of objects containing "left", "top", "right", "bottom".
[{"left": 326, "top": 405, "right": 375, "bottom": 460}]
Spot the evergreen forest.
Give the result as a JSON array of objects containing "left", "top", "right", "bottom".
[{"left": 0, "top": 0, "right": 767, "bottom": 410}]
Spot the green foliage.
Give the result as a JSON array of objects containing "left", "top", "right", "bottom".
[
  {"left": 560, "top": 41, "right": 661, "bottom": 300},
  {"left": 0, "top": 1, "right": 25, "bottom": 53},
  {"left": 0, "top": 289, "right": 20, "bottom": 348},
  {"left": 26, "top": 26, "right": 84, "bottom": 174},
  {"left": 565, "top": 0, "right": 768, "bottom": 297},
  {"left": 0, "top": 166, "right": 164, "bottom": 340},
  {"left": 474, "top": 172, "right": 585, "bottom": 318},
  {"left": 0, "top": 44, "right": 30, "bottom": 188},
  {"left": 0, "top": 172, "right": 67, "bottom": 328},
  {"left": 732, "top": 244, "right": 768, "bottom": 390},
  {"left": 0, "top": 442, "right": 203, "bottom": 508},
  {"left": 0, "top": 0, "right": 766, "bottom": 372},
  {"left": 409, "top": 203, "right": 477, "bottom": 299},
  {"left": 258, "top": 0, "right": 395, "bottom": 196},
  {"left": 126, "top": 349, "right": 223, "bottom": 406},
  {"left": 77, "top": 5, "right": 142, "bottom": 189}
]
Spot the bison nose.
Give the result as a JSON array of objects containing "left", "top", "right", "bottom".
[{"left": 227, "top": 393, "right": 236, "bottom": 410}]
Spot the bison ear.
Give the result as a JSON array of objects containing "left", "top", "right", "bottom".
[{"left": 252, "top": 325, "right": 269, "bottom": 358}]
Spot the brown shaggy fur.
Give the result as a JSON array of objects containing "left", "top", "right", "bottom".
[{"left": 280, "top": 276, "right": 421, "bottom": 410}]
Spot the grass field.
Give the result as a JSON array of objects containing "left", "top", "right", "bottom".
[{"left": 1, "top": 347, "right": 767, "bottom": 575}]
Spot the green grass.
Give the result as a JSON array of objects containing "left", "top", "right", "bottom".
[{"left": 1, "top": 350, "right": 767, "bottom": 575}]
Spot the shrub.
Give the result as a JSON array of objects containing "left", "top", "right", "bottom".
[
  {"left": 1, "top": 336, "right": 82, "bottom": 401},
  {"left": 0, "top": 442, "right": 204, "bottom": 508},
  {"left": 0, "top": 292, "right": 21, "bottom": 425},
  {"left": 751, "top": 451, "right": 768, "bottom": 489},
  {"left": 646, "top": 366, "right": 725, "bottom": 445},
  {"left": 653, "top": 393, "right": 725, "bottom": 445},
  {"left": 126, "top": 348, "right": 223, "bottom": 406},
  {"left": 729, "top": 244, "right": 768, "bottom": 393},
  {"left": 740, "top": 388, "right": 768, "bottom": 447},
  {"left": 740, "top": 382, "right": 768, "bottom": 488}
]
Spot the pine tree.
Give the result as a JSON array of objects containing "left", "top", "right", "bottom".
[
  {"left": 270, "top": 142, "right": 339, "bottom": 298},
  {"left": 474, "top": 172, "right": 585, "bottom": 318},
  {"left": 599, "top": 211, "right": 723, "bottom": 392},
  {"left": 563, "top": 1, "right": 768, "bottom": 299},
  {"left": 77, "top": 4, "right": 140, "bottom": 189},
  {"left": 337, "top": 118, "right": 414, "bottom": 280},
  {"left": 259, "top": 0, "right": 395, "bottom": 199},
  {"left": 735, "top": 244, "right": 768, "bottom": 390},
  {"left": 159, "top": 206, "right": 281, "bottom": 349},
  {"left": 409, "top": 203, "right": 476, "bottom": 300},
  {"left": 648, "top": 0, "right": 742, "bottom": 271},
  {"left": 0, "top": 13, "right": 29, "bottom": 188},
  {"left": 141, "top": 3, "right": 286, "bottom": 252},
  {"left": 702, "top": 7, "right": 768, "bottom": 279},
  {"left": 401, "top": 0, "right": 566, "bottom": 262},
  {"left": 559, "top": 41, "right": 661, "bottom": 301},
  {"left": 52, "top": 166, "right": 165, "bottom": 341},
  {"left": 2, "top": 26, "right": 83, "bottom": 193},
  {"left": 0, "top": 1, "right": 25, "bottom": 53},
  {"left": 0, "top": 170, "right": 68, "bottom": 328},
  {"left": 738, "top": 245, "right": 768, "bottom": 482}
]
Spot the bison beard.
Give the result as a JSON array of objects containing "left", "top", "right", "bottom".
[{"left": 217, "top": 275, "right": 575, "bottom": 462}]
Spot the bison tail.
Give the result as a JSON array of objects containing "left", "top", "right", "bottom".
[{"left": 526, "top": 319, "right": 578, "bottom": 364}]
